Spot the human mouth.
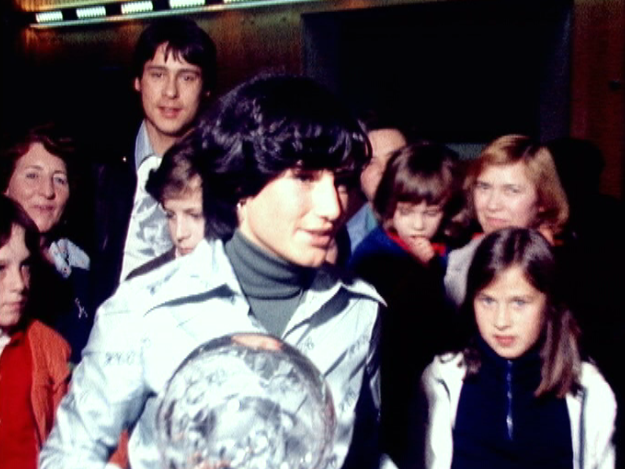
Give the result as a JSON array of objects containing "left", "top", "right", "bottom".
[
  {"left": 494, "top": 335, "right": 515, "bottom": 347},
  {"left": 304, "top": 229, "right": 334, "bottom": 247},
  {"left": 485, "top": 217, "right": 508, "bottom": 230},
  {"left": 159, "top": 106, "right": 182, "bottom": 118},
  {"left": 33, "top": 204, "right": 56, "bottom": 214},
  {"left": 3, "top": 299, "right": 26, "bottom": 314}
]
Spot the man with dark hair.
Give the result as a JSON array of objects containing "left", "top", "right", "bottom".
[
  {"left": 346, "top": 115, "right": 407, "bottom": 253},
  {"left": 41, "top": 75, "right": 394, "bottom": 469},
  {"left": 120, "top": 17, "right": 216, "bottom": 280},
  {"left": 92, "top": 17, "right": 216, "bottom": 305}
]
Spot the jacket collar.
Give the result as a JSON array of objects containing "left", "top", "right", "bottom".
[{"left": 127, "top": 238, "right": 384, "bottom": 321}]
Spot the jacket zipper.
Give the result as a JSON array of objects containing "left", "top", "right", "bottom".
[{"left": 506, "top": 360, "right": 513, "bottom": 440}]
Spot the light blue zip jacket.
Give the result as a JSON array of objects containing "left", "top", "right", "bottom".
[{"left": 40, "top": 238, "right": 385, "bottom": 469}]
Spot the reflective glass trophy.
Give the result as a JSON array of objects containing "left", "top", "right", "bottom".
[{"left": 156, "top": 333, "right": 336, "bottom": 469}]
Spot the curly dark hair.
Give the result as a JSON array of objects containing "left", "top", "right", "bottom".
[{"left": 195, "top": 74, "right": 370, "bottom": 240}]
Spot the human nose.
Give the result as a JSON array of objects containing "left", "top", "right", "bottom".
[
  {"left": 314, "top": 174, "right": 342, "bottom": 222},
  {"left": 494, "top": 305, "right": 511, "bottom": 330},
  {"left": 39, "top": 176, "right": 55, "bottom": 199},
  {"left": 6, "top": 265, "right": 28, "bottom": 294},
  {"left": 175, "top": 217, "right": 190, "bottom": 241},
  {"left": 486, "top": 188, "right": 502, "bottom": 210},
  {"left": 412, "top": 213, "right": 424, "bottom": 231},
  {"left": 164, "top": 75, "right": 179, "bottom": 98}
]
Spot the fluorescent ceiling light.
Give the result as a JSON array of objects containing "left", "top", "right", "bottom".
[
  {"left": 76, "top": 6, "right": 107, "bottom": 18},
  {"left": 36, "top": 10, "right": 63, "bottom": 22},
  {"left": 121, "top": 1, "right": 153, "bottom": 14},
  {"left": 169, "top": 0, "right": 205, "bottom": 8}
]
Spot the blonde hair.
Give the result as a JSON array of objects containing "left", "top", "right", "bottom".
[{"left": 466, "top": 135, "right": 569, "bottom": 235}]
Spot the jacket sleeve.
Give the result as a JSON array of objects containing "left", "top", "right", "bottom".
[
  {"left": 39, "top": 284, "right": 147, "bottom": 469},
  {"left": 27, "top": 321, "right": 72, "bottom": 445},
  {"left": 422, "top": 360, "right": 454, "bottom": 469},
  {"left": 443, "top": 239, "right": 480, "bottom": 310},
  {"left": 581, "top": 363, "right": 617, "bottom": 469},
  {"left": 342, "top": 307, "right": 387, "bottom": 469}
]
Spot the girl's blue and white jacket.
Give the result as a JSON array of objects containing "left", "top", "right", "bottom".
[
  {"left": 40, "top": 238, "right": 388, "bottom": 469},
  {"left": 422, "top": 353, "right": 617, "bottom": 469}
]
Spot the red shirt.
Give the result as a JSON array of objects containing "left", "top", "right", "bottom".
[
  {"left": 386, "top": 230, "right": 447, "bottom": 258},
  {"left": 0, "top": 330, "right": 37, "bottom": 469}
]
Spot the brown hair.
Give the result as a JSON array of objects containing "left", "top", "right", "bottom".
[
  {"left": 145, "top": 136, "right": 203, "bottom": 204},
  {"left": 373, "top": 141, "right": 463, "bottom": 237},
  {"left": 465, "top": 135, "right": 569, "bottom": 235},
  {"left": 0, "top": 124, "right": 77, "bottom": 194},
  {"left": 460, "top": 228, "right": 581, "bottom": 397},
  {"left": 0, "top": 124, "right": 79, "bottom": 240},
  {"left": 0, "top": 194, "right": 40, "bottom": 255}
]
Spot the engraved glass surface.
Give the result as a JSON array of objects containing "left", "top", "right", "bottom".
[{"left": 156, "top": 333, "right": 336, "bottom": 469}]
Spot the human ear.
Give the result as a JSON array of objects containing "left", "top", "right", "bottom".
[
  {"left": 134, "top": 77, "right": 141, "bottom": 93},
  {"left": 236, "top": 198, "right": 249, "bottom": 224}
]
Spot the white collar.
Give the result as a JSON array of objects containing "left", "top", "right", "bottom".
[{"left": 134, "top": 121, "right": 158, "bottom": 170}]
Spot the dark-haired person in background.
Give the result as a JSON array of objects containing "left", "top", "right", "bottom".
[
  {"left": 346, "top": 116, "right": 407, "bottom": 253},
  {"left": 546, "top": 138, "right": 625, "bottom": 469},
  {"left": 41, "top": 75, "right": 393, "bottom": 469},
  {"left": 92, "top": 17, "right": 217, "bottom": 307}
]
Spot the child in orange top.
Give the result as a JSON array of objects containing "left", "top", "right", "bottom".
[{"left": 0, "top": 195, "right": 70, "bottom": 469}]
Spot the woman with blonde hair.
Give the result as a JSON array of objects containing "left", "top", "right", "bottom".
[{"left": 444, "top": 134, "right": 569, "bottom": 307}]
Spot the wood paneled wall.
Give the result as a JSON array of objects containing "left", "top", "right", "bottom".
[
  {"left": 3, "top": 0, "right": 624, "bottom": 197},
  {"left": 571, "top": 0, "right": 625, "bottom": 197}
]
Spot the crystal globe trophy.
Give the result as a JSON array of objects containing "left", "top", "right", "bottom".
[{"left": 156, "top": 333, "right": 336, "bottom": 469}]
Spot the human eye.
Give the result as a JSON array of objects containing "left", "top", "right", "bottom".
[
  {"left": 504, "top": 185, "right": 522, "bottom": 195},
  {"left": 335, "top": 183, "right": 349, "bottom": 197},
  {"left": 511, "top": 297, "right": 528, "bottom": 307},
  {"left": 25, "top": 170, "right": 39, "bottom": 180},
  {"left": 475, "top": 181, "right": 491, "bottom": 192},
  {"left": 477, "top": 293, "right": 495, "bottom": 306},
  {"left": 190, "top": 211, "right": 204, "bottom": 220},
  {"left": 53, "top": 174, "right": 68, "bottom": 186},
  {"left": 181, "top": 72, "right": 200, "bottom": 83},
  {"left": 425, "top": 207, "right": 442, "bottom": 218},
  {"left": 164, "top": 210, "right": 175, "bottom": 220},
  {"left": 333, "top": 171, "right": 355, "bottom": 190},
  {"left": 292, "top": 169, "right": 318, "bottom": 183},
  {"left": 396, "top": 204, "right": 412, "bottom": 216},
  {"left": 148, "top": 69, "right": 165, "bottom": 79}
]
